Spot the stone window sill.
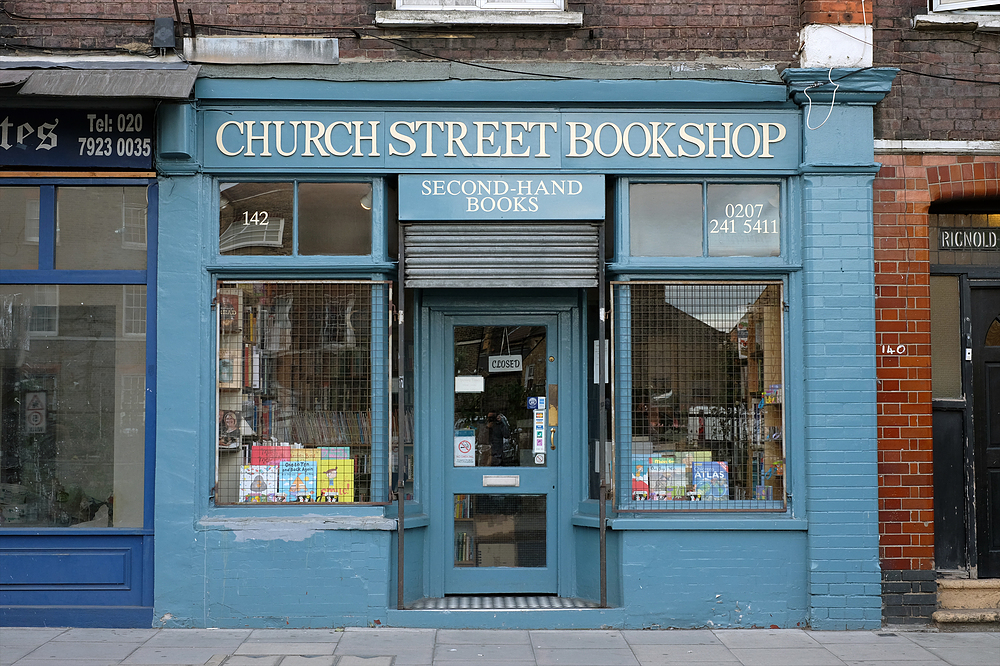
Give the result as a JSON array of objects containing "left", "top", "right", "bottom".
[
  {"left": 913, "top": 13, "right": 1000, "bottom": 30},
  {"left": 375, "top": 9, "right": 583, "bottom": 26}
]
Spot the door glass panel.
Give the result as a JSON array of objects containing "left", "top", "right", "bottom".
[
  {"left": 454, "top": 325, "right": 547, "bottom": 468},
  {"left": 930, "top": 275, "right": 963, "bottom": 398},
  {"left": 454, "top": 494, "right": 545, "bottom": 568}
]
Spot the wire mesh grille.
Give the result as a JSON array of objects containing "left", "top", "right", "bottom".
[
  {"left": 215, "top": 280, "right": 387, "bottom": 505},
  {"left": 614, "top": 282, "right": 786, "bottom": 511}
]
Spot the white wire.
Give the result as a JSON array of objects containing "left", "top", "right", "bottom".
[{"left": 803, "top": 0, "right": 867, "bottom": 131}]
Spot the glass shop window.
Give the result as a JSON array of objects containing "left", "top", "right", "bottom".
[
  {"left": 218, "top": 181, "right": 372, "bottom": 256},
  {"left": 630, "top": 182, "right": 781, "bottom": 258},
  {"left": 613, "top": 281, "right": 786, "bottom": 510},
  {"left": 0, "top": 182, "right": 152, "bottom": 529},
  {"left": 214, "top": 280, "right": 388, "bottom": 505}
]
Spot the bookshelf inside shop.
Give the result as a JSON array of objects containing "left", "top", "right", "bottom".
[{"left": 215, "top": 282, "right": 376, "bottom": 504}]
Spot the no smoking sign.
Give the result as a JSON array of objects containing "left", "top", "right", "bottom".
[{"left": 25, "top": 391, "right": 46, "bottom": 434}]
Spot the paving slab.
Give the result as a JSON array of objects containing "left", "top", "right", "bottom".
[
  {"left": 143, "top": 631, "right": 252, "bottom": 648},
  {"left": 532, "top": 647, "right": 641, "bottom": 666},
  {"left": 219, "top": 657, "right": 280, "bottom": 666},
  {"left": 920, "top": 646, "right": 1000, "bottom": 666},
  {"left": 621, "top": 630, "right": 725, "bottom": 645},
  {"left": 52, "top": 629, "right": 160, "bottom": 643},
  {"left": 730, "top": 647, "right": 847, "bottom": 666},
  {"left": 823, "top": 642, "right": 940, "bottom": 662},
  {"left": 806, "top": 631, "right": 915, "bottom": 645},
  {"left": 1, "top": 646, "right": 37, "bottom": 665},
  {"left": 840, "top": 661, "right": 949, "bottom": 666},
  {"left": 0, "top": 629, "right": 68, "bottom": 647},
  {"left": 432, "top": 643, "right": 535, "bottom": 661},
  {"left": 528, "top": 630, "right": 628, "bottom": 649},
  {"left": 904, "top": 633, "right": 1000, "bottom": 648},
  {"left": 714, "top": 629, "right": 822, "bottom": 648},
  {"left": 628, "top": 643, "right": 741, "bottom": 663},
  {"left": 22, "top": 641, "right": 140, "bottom": 661},
  {"left": 233, "top": 645, "right": 335, "bottom": 656},
  {"left": 245, "top": 631, "right": 342, "bottom": 643},
  {"left": 120, "top": 647, "right": 230, "bottom": 665},
  {"left": 274, "top": 657, "right": 337, "bottom": 666},
  {"left": 435, "top": 629, "right": 529, "bottom": 644},
  {"left": 333, "top": 658, "right": 393, "bottom": 666},
  {"left": 8, "top": 661, "right": 124, "bottom": 666}
]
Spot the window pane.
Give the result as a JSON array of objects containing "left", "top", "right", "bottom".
[
  {"left": 298, "top": 183, "right": 373, "bottom": 256},
  {"left": 219, "top": 183, "right": 293, "bottom": 256},
  {"left": 707, "top": 184, "right": 781, "bottom": 257},
  {"left": 629, "top": 184, "right": 702, "bottom": 257},
  {"left": 454, "top": 494, "right": 545, "bottom": 568},
  {"left": 931, "top": 275, "right": 962, "bottom": 399},
  {"left": 0, "top": 187, "right": 40, "bottom": 270},
  {"left": 453, "top": 325, "right": 547, "bottom": 468},
  {"left": 55, "top": 187, "right": 148, "bottom": 270},
  {"left": 616, "top": 282, "right": 785, "bottom": 509},
  {"left": 0, "top": 285, "right": 146, "bottom": 527},
  {"left": 215, "top": 280, "right": 383, "bottom": 504}
]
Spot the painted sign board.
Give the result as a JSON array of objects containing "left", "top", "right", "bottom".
[
  {"left": 400, "top": 174, "right": 604, "bottom": 221},
  {"left": 203, "top": 109, "right": 800, "bottom": 172},
  {"left": 1, "top": 108, "right": 154, "bottom": 169},
  {"left": 939, "top": 228, "right": 1000, "bottom": 250}
]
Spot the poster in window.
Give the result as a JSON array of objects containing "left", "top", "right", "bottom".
[{"left": 217, "top": 288, "right": 242, "bottom": 333}]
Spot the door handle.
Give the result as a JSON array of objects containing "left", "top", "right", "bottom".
[{"left": 550, "top": 427, "right": 556, "bottom": 450}]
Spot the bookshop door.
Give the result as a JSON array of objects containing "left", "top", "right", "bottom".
[{"left": 426, "top": 293, "right": 574, "bottom": 595}]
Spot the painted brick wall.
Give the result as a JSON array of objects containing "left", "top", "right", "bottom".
[
  {"left": 1, "top": 1, "right": 802, "bottom": 62},
  {"left": 802, "top": 174, "right": 883, "bottom": 630}
]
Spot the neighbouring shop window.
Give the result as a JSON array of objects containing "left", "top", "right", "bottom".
[
  {"left": 613, "top": 281, "right": 786, "bottom": 510},
  {"left": 218, "top": 181, "right": 372, "bottom": 257},
  {"left": 1, "top": 183, "right": 151, "bottom": 529},
  {"left": 1, "top": 284, "right": 147, "bottom": 528},
  {"left": 0, "top": 187, "right": 40, "bottom": 269},
  {"left": 630, "top": 182, "right": 781, "bottom": 258},
  {"left": 215, "top": 280, "right": 388, "bottom": 505}
]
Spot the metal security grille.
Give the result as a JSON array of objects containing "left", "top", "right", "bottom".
[
  {"left": 614, "top": 282, "right": 786, "bottom": 511},
  {"left": 214, "top": 280, "right": 387, "bottom": 505},
  {"left": 402, "top": 222, "right": 600, "bottom": 288}
]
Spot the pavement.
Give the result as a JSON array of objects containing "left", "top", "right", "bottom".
[{"left": 1, "top": 626, "right": 998, "bottom": 666}]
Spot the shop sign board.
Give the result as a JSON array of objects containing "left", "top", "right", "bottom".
[
  {"left": 204, "top": 110, "right": 799, "bottom": 172},
  {"left": 399, "top": 174, "right": 603, "bottom": 221},
  {"left": 1, "top": 108, "right": 154, "bottom": 169},
  {"left": 939, "top": 228, "right": 1000, "bottom": 250}
]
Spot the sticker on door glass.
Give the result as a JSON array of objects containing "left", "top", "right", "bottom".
[{"left": 455, "top": 429, "right": 475, "bottom": 467}]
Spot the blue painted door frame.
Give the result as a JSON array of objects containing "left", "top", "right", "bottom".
[{"left": 420, "top": 289, "right": 585, "bottom": 598}]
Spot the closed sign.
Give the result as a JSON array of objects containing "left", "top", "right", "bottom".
[{"left": 488, "top": 355, "right": 522, "bottom": 373}]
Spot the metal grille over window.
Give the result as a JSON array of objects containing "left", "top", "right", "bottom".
[
  {"left": 214, "top": 280, "right": 387, "bottom": 505},
  {"left": 614, "top": 282, "right": 786, "bottom": 511}
]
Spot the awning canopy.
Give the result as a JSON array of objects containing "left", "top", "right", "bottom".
[{"left": 0, "top": 65, "right": 199, "bottom": 98}]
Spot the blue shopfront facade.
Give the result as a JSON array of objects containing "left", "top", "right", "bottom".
[{"left": 148, "top": 68, "right": 895, "bottom": 630}]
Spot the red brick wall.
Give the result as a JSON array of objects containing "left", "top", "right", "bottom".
[
  {"left": 801, "top": 0, "right": 871, "bottom": 24},
  {"left": 875, "top": 154, "right": 1000, "bottom": 571},
  {"left": 874, "top": 154, "right": 933, "bottom": 572},
  {"left": 1, "top": 1, "right": 802, "bottom": 62}
]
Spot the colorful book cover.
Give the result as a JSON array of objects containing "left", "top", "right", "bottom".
[
  {"left": 320, "top": 447, "right": 351, "bottom": 459},
  {"left": 631, "top": 457, "right": 649, "bottom": 500},
  {"left": 290, "top": 448, "right": 321, "bottom": 461},
  {"left": 250, "top": 445, "right": 290, "bottom": 465},
  {"left": 317, "top": 458, "right": 354, "bottom": 502},
  {"left": 649, "top": 463, "right": 688, "bottom": 500},
  {"left": 239, "top": 465, "right": 278, "bottom": 502},
  {"left": 278, "top": 460, "right": 317, "bottom": 502},
  {"left": 692, "top": 461, "right": 729, "bottom": 500}
]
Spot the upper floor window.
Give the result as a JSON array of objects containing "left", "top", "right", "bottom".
[
  {"left": 375, "top": 0, "right": 583, "bottom": 26},
  {"left": 932, "top": 0, "right": 1000, "bottom": 10}
]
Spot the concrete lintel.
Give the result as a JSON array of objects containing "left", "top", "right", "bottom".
[{"left": 183, "top": 37, "right": 339, "bottom": 65}]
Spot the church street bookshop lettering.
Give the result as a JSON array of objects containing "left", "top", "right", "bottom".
[{"left": 205, "top": 111, "right": 798, "bottom": 171}]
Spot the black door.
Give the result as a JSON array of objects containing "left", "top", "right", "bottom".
[{"left": 970, "top": 286, "right": 1000, "bottom": 577}]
